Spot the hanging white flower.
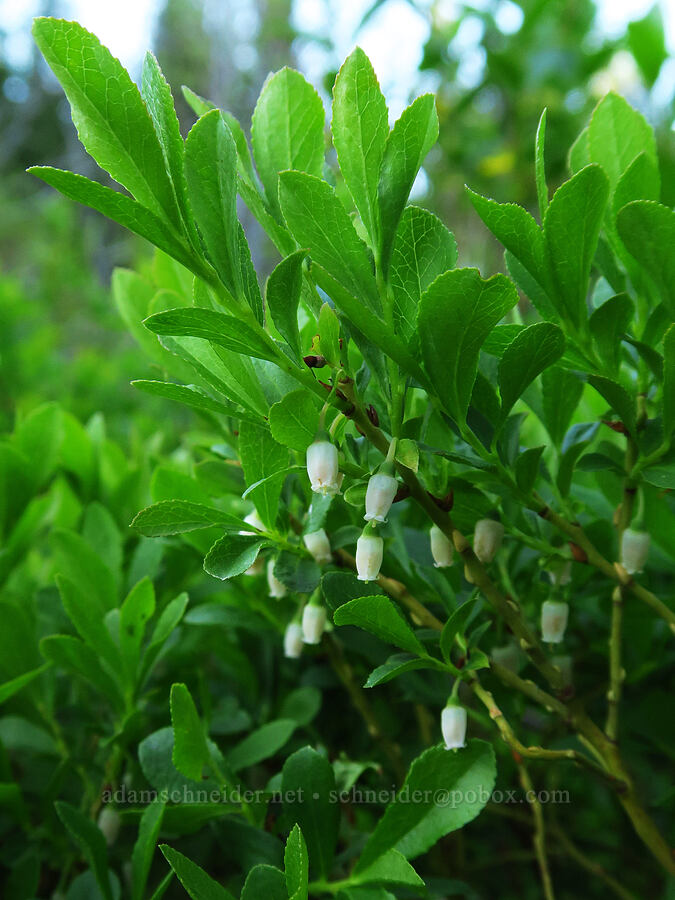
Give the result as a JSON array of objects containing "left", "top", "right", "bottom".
[
  {"left": 97, "top": 807, "right": 120, "bottom": 847},
  {"left": 306, "top": 438, "right": 340, "bottom": 495},
  {"left": 473, "top": 518, "right": 504, "bottom": 563},
  {"left": 302, "top": 604, "right": 328, "bottom": 644},
  {"left": 541, "top": 600, "right": 569, "bottom": 643},
  {"left": 303, "top": 528, "right": 332, "bottom": 564},
  {"left": 364, "top": 472, "right": 398, "bottom": 523},
  {"left": 284, "top": 622, "right": 304, "bottom": 659},
  {"left": 441, "top": 703, "right": 467, "bottom": 750},
  {"left": 430, "top": 525, "right": 454, "bottom": 567},
  {"left": 267, "top": 559, "right": 287, "bottom": 598},
  {"left": 356, "top": 530, "right": 384, "bottom": 582},
  {"left": 620, "top": 528, "right": 650, "bottom": 574}
]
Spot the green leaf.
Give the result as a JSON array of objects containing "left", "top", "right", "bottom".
[
  {"left": 227, "top": 719, "right": 297, "bottom": 772},
  {"left": 28, "top": 167, "right": 195, "bottom": 271},
  {"left": 131, "top": 380, "right": 252, "bottom": 420},
  {"left": 364, "top": 654, "right": 445, "bottom": 688},
  {"left": 543, "top": 165, "right": 609, "bottom": 328},
  {"left": 389, "top": 206, "right": 457, "bottom": 345},
  {"left": 0, "top": 664, "right": 50, "bottom": 706},
  {"left": 504, "top": 249, "right": 557, "bottom": 321},
  {"left": 32, "top": 18, "right": 181, "bottom": 228},
  {"left": 535, "top": 108, "right": 548, "bottom": 221},
  {"left": 588, "top": 375, "right": 636, "bottom": 436},
  {"left": 131, "top": 798, "right": 166, "bottom": 900},
  {"left": 269, "top": 391, "right": 321, "bottom": 452},
  {"left": 613, "top": 152, "right": 660, "bottom": 214},
  {"left": 588, "top": 92, "right": 657, "bottom": 191},
  {"left": 466, "top": 189, "right": 549, "bottom": 299},
  {"left": 39, "top": 636, "right": 122, "bottom": 708},
  {"left": 663, "top": 325, "right": 675, "bottom": 438},
  {"left": 641, "top": 458, "right": 675, "bottom": 489},
  {"left": 354, "top": 850, "right": 423, "bottom": 888},
  {"left": 568, "top": 126, "right": 590, "bottom": 174},
  {"left": 280, "top": 687, "right": 322, "bottom": 726},
  {"left": 318, "top": 303, "right": 342, "bottom": 366},
  {"left": 395, "top": 438, "right": 419, "bottom": 472},
  {"left": 515, "top": 446, "right": 545, "bottom": 495},
  {"left": 589, "top": 293, "right": 634, "bottom": 374},
  {"left": 439, "top": 599, "right": 479, "bottom": 664},
  {"left": 142, "top": 51, "right": 195, "bottom": 242},
  {"left": 378, "top": 94, "right": 438, "bottom": 274},
  {"left": 239, "top": 422, "right": 290, "bottom": 528},
  {"left": 120, "top": 578, "right": 155, "bottom": 680},
  {"left": 285, "top": 824, "right": 309, "bottom": 900},
  {"left": 56, "top": 575, "right": 120, "bottom": 671},
  {"left": 418, "top": 268, "right": 518, "bottom": 424},
  {"left": 132, "top": 500, "right": 247, "bottom": 537},
  {"left": 540, "top": 368, "right": 584, "bottom": 445},
  {"left": 321, "top": 572, "right": 383, "bottom": 613},
  {"left": 617, "top": 202, "right": 675, "bottom": 315},
  {"left": 355, "top": 741, "right": 496, "bottom": 870},
  {"left": 184, "top": 110, "right": 241, "bottom": 298},
  {"left": 144, "top": 307, "right": 274, "bottom": 361},
  {"left": 160, "top": 845, "right": 236, "bottom": 900},
  {"left": 140, "top": 593, "right": 190, "bottom": 681},
  {"left": 266, "top": 250, "right": 307, "bottom": 363},
  {"left": 170, "top": 683, "right": 209, "bottom": 781},
  {"left": 204, "top": 534, "right": 267, "bottom": 580},
  {"left": 334, "top": 596, "right": 425, "bottom": 655},
  {"left": 51, "top": 528, "right": 117, "bottom": 610},
  {"left": 279, "top": 172, "right": 379, "bottom": 311},
  {"left": 274, "top": 552, "right": 321, "bottom": 594},
  {"left": 282, "top": 747, "right": 340, "bottom": 879},
  {"left": 241, "top": 865, "right": 287, "bottom": 900},
  {"left": 498, "top": 323, "right": 565, "bottom": 424},
  {"left": 251, "top": 68, "right": 325, "bottom": 218},
  {"left": 55, "top": 801, "right": 113, "bottom": 900},
  {"left": 332, "top": 47, "right": 388, "bottom": 247},
  {"left": 627, "top": 6, "right": 668, "bottom": 84}
]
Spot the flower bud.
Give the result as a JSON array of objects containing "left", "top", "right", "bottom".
[
  {"left": 306, "top": 438, "right": 340, "bottom": 495},
  {"left": 302, "top": 604, "right": 327, "bottom": 644},
  {"left": 284, "top": 622, "right": 304, "bottom": 658},
  {"left": 541, "top": 600, "right": 569, "bottom": 643},
  {"left": 430, "top": 525, "right": 454, "bottom": 568},
  {"left": 267, "top": 559, "right": 287, "bottom": 598},
  {"left": 97, "top": 807, "right": 120, "bottom": 847},
  {"left": 364, "top": 472, "right": 398, "bottom": 523},
  {"left": 356, "top": 531, "right": 383, "bottom": 582},
  {"left": 545, "top": 558, "right": 572, "bottom": 586},
  {"left": 620, "top": 528, "right": 650, "bottom": 574},
  {"left": 441, "top": 703, "right": 467, "bottom": 750},
  {"left": 473, "top": 518, "right": 504, "bottom": 563},
  {"left": 303, "top": 528, "right": 332, "bottom": 564}
]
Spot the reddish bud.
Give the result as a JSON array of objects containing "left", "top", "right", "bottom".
[
  {"left": 603, "top": 420, "right": 628, "bottom": 435},
  {"left": 304, "top": 355, "right": 327, "bottom": 369},
  {"left": 431, "top": 490, "right": 454, "bottom": 512},
  {"left": 569, "top": 541, "right": 588, "bottom": 563},
  {"left": 366, "top": 404, "right": 379, "bottom": 427}
]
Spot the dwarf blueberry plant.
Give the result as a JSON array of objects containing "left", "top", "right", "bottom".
[{"left": 28, "top": 16, "right": 675, "bottom": 898}]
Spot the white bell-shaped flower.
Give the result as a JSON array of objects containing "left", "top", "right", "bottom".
[
  {"left": 541, "top": 600, "right": 569, "bottom": 643},
  {"left": 430, "top": 525, "right": 454, "bottom": 568},
  {"left": 306, "top": 439, "right": 340, "bottom": 495},
  {"left": 267, "top": 559, "right": 287, "bottom": 598},
  {"left": 441, "top": 704, "right": 467, "bottom": 750},
  {"left": 473, "top": 518, "right": 504, "bottom": 563},
  {"left": 364, "top": 472, "right": 398, "bottom": 523},
  {"left": 284, "top": 622, "right": 304, "bottom": 659},
  {"left": 356, "top": 531, "right": 383, "bottom": 582},
  {"left": 97, "top": 807, "right": 120, "bottom": 847},
  {"left": 545, "top": 558, "right": 572, "bottom": 586},
  {"left": 620, "top": 528, "right": 650, "bottom": 574},
  {"left": 302, "top": 604, "right": 328, "bottom": 644},
  {"left": 303, "top": 528, "right": 332, "bottom": 564}
]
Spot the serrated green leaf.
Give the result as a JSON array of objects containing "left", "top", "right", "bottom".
[
  {"left": 332, "top": 47, "right": 388, "bottom": 247},
  {"left": 251, "top": 68, "right": 325, "bottom": 218},
  {"left": 131, "top": 798, "right": 166, "bottom": 900},
  {"left": 170, "top": 683, "right": 209, "bottom": 781},
  {"left": 418, "top": 268, "right": 518, "bottom": 425},
  {"left": 540, "top": 367, "right": 584, "bottom": 445},
  {"left": 627, "top": 6, "right": 668, "bottom": 85},
  {"left": 379, "top": 94, "right": 438, "bottom": 274},
  {"left": 389, "top": 206, "right": 457, "bottom": 345},
  {"left": 535, "top": 108, "right": 548, "bottom": 221},
  {"left": 131, "top": 500, "right": 247, "bottom": 537},
  {"left": 132, "top": 380, "right": 256, "bottom": 421},
  {"left": 160, "top": 845, "right": 236, "bottom": 900},
  {"left": 285, "top": 824, "right": 309, "bottom": 900},
  {"left": 239, "top": 422, "right": 289, "bottom": 528},
  {"left": 55, "top": 801, "right": 113, "bottom": 900},
  {"left": 355, "top": 849, "right": 423, "bottom": 888},
  {"left": 355, "top": 741, "right": 496, "bottom": 870},
  {"left": 617, "top": 201, "right": 675, "bottom": 315},
  {"left": 395, "top": 438, "right": 419, "bottom": 472},
  {"left": 365, "top": 654, "right": 444, "bottom": 688},
  {"left": 440, "top": 599, "right": 478, "bottom": 664},
  {"left": 498, "top": 322, "right": 565, "bottom": 425},
  {"left": 568, "top": 126, "right": 590, "bottom": 174},
  {"left": 613, "top": 152, "right": 660, "bottom": 215},
  {"left": 334, "top": 595, "right": 425, "bottom": 655},
  {"left": 588, "top": 92, "right": 657, "bottom": 191},
  {"left": 274, "top": 552, "right": 321, "bottom": 594},
  {"left": 318, "top": 303, "right": 341, "bottom": 367},
  {"left": 282, "top": 747, "right": 339, "bottom": 879},
  {"left": 663, "top": 325, "right": 675, "bottom": 438},
  {"left": 266, "top": 250, "right": 307, "bottom": 363},
  {"left": 120, "top": 578, "right": 155, "bottom": 680},
  {"left": 588, "top": 293, "right": 634, "bottom": 374},
  {"left": 241, "top": 865, "right": 287, "bottom": 900},
  {"left": 588, "top": 375, "right": 636, "bottom": 436},
  {"left": 144, "top": 307, "right": 274, "bottom": 360},
  {"left": 269, "top": 391, "right": 321, "bottom": 452},
  {"left": 39, "top": 636, "right": 122, "bottom": 709},
  {"left": 543, "top": 165, "right": 609, "bottom": 328},
  {"left": 279, "top": 172, "right": 380, "bottom": 312},
  {"left": 32, "top": 18, "right": 181, "bottom": 229},
  {"left": 227, "top": 719, "right": 297, "bottom": 772},
  {"left": 56, "top": 574, "right": 120, "bottom": 670},
  {"left": 204, "top": 534, "right": 267, "bottom": 580},
  {"left": 515, "top": 446, "right": 545, "bottom": 495}
]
